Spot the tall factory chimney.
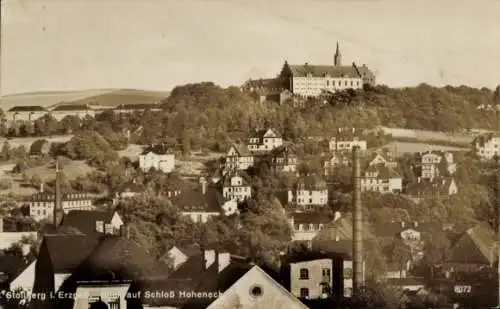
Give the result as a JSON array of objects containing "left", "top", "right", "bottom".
[
  {"left": 352, "top": 146, "right": 364, "bottom": 295},
  {"left": 53, "top": 159, "right": 64, "bottom": 228},
  {"left": 496, "top": 158, "right": 500, "bottom": 307}
]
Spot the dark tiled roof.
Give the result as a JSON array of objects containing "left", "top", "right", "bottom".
[
  {"left": 51, "top": 104, "right": 91, "bottom": 112},
  {"left": 353, "top": 63, "right": 376, "bottom": 79},
  {"left": 447, "top": 222, "right": 497, "bottom": 265},
  {"left": 405, "top": 178, "right": 455, "bottom": 196},
  {"left": 249, "top": 128, "right": 282, "bottom": 140},
  {"left": 8, "top": 106, "right": 47, "bottom": 112},
  {"left": 290, "top": 212, "right": 332, "bottom": 225},
  {"left": 228, "top": 144, "right": 252, "bottom": 157},
  {"left": 311, "top": 239, "right": 354, "bottom": 258},
  {"left": 171, "top": 187, "right": 223, "bottom": 213},
  {"left": 141, "top": 143, "right": 171, "bottom": 155},
  {"left": 288, "top": 64, "right": 361, "bottom": 79},
  {"left": 119, "top": 181, "right": 145, "bottom": 193},
  {"left": 29, "top": 139, "right": 50, "bottom": 155},
  {"left": 297, "top": 175, "right": 327, "bottom": 190},
  {"left": 42, "top": 234, "right": 100, "bottom": 273},
  {"left": 60, "top": 210, "right": 118, "bottom": 235},
  {"left": 363, "top": 164, "right": 400, "bottom": 178}
]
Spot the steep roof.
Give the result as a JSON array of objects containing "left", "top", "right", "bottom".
[
  {"left": 313, "top": 214, "right": 375, "bottom": 241},
  {"left": 288, "top": 63, "right": 361, "bottom": 79},
  {"left": 171, "top": 187, "right": 223, "bottom": 213},
  {"left": 60, "top": 210, "right": 118, "bottom": 236},
  {"left": 297, "top": 175, "right": 327, "bottom": 190},
  {"left": 405, "top": 177, "right": 455, "bottom": 196},
  {"left": 141, "top": 143, "right": 171, "bottom": 155},
  {"left": 119, "top": 181, "right": 145, "bottom": 194},
  {"left": 228, "top": 144, "right": 252, "bottom": 157},
  {"left": 41, "top": 234, "right": 100, "bottom": 273},
  {"left": 0, "top": 255, "right": 31, "bottom": 285},
  {"left": 448, "top": 222, "right": 497, "bottom": 265},
  {"left": 290, "top": 212, "right": 333, "bottom": 225},
  {"left": 249, "top": 128, "right": 282, "bottom": 139},
  {"left": 363, "top": 164, "right": 400, "bottom": 178},
  {"left": 8, "top": 106, "right": 47, "bottom": 112}
]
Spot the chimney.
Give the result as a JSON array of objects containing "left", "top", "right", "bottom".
[
  {"left": 200, "top": 177, "right": 207, "bottom": 194},
  {"left": 0, "top": 216, "right": 3, "bottom": 233},
  {"left": 40, "top": 182, "right": 44, "bottom": 193},
  {"left": 53, "top": 159, "right": 63, "bottom": 228},
  {"left": 401, "top": 221, "right": 406, "bottom": 228},
  {"left": 351, "top": 146, "right": 364, "bottom": 295},
  {"left": 204, "top": 250, "right": 216, "bottom": 270},
  {"left": 119, "top": 225, "right": 130, "bottom": 239},
  {"left": 217, "top": 252, "right": 231, "bottom": 273}
]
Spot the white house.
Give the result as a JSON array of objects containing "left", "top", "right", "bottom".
[
  {"left": 225, "top": 144, "right": 255, "bottom": 171},
  {"left": 288, "top": 175, "right": 328, "bottom": 210},
  {"left": 29, "top": 192, "right": 94, "bottom": 221},
  {"left": 472, "top": 133, "right": 500, "bottom": 160},
  {"left": 329, "top": 128, "right": 367, "bottom": 152},
  {"left": 360, "top": 165, "right": 402, "bottom": 194},
  {"left": 6, "top": 106, "right": 48, "bottom": 123},
  {"left": 247, "top": 129, "right": 283, "bottom": 152},
  {"left": 367, "top": 153, "right": 397, "bottom": 169},
  {"left": 288, "top": 213, "right": 331, "bottom": 242},
  {"left": 418, "top": 151, "right": 456, "bottom": 180},
  {"left": 221, "top": 173, "right": 252, "bottom": 202},
  {"left": 139, "top": 144, "right": 175, "bottom": 173},
  {"left": 271, "top": 146, "right": 298, "bottom": 173}
]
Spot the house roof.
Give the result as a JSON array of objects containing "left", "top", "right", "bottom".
[
  {"left": 405, "top": 178, "right": 455, "bottom": 196},
  {"left": 297, "top": 175, "right": 327, "bottom": 190},
  {"left": 363, "top": 164, "right": 400, "bottom": 178},
  {"left": 171, "top": 187, "right": 223, "bottom": 213},
  {"left": 51, "top": 104, "right": 91, "bottom": 112},
  {"left": 30, "top": 192, "right": 92, "bottom": 202},
  {"left": 311, "top": 239, "right": 354, "bottom": 258},
  {"left": 29, "top": 139, "right": 50, "bottom": 155},
  {"left": 221, "top": 171, "right": 250, "bottom": 187},
  {"left": 249, "top": 128, "right": 282, "bottom": 140},
  {"left": 228, "top": 144, "right": 252, "bottom": 157},
  {"left": 7, "top": 106, "right": 47, "bottom": 112},
  {"left": 114, "top": 103, "right": 161, "bottom": 110},
  {"left": 313, "top": 214, "right": 375, "bottom": 241},
  {"left": 353, "top": 63, "right": 376, "bottom": 79},
  {"left": 290, "top": 212, "right": 333, "bottom": 225},
  {"left": 41, "top": 234, "right": 101, "bottom": 273},
  {"left": 141, "top": 143, "right": 171, "bottom": 155},
  {"left": 472, "top": 133, "right": 500, "bottom": 146},
  {"left": 0, "top": 255, "right": 31, "bottom": 285},
  {"left": 60, "top": 210, "right": 118, "bottom": 236},
  {"left": 172, "top": 244, "right": 202, "bottom": 258},
  {"left": 119, "top": 181, "right": 145, "bottom": 194},
  {"left": 447, "top": 222, "right": 498, "bottom": 265},
  {"left": 372, "top": 221, "right": 443, "bottom": 238},
  {"left": 288, "top": 63, "right": 361, "bottom": 79}
]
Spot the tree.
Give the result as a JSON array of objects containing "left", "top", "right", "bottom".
[
  {"left": 1, "top": 140, "right": 11, "bottom": 161},
  {"left": 420, "top": 229, "right": 451, "bottom": 279}
]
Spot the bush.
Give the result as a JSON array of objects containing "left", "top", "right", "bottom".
[{"left": 0, "top": 178, "right": 12, "bottom": 190}]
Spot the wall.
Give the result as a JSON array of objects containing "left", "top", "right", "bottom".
[
  {"left": 290, "top": 259, "right": 333, "bottom": 299},
  {"left": 10, "top": 260, "right": 36, "bottom": 294},
  {"left": 72, "top": 284, "right": 130, "bottom": 309},
  {"left": 0, "top": 232, "right": 38, "bottom": 250}
]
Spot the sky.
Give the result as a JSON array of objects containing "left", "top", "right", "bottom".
[{"left": 1, "top": 0, "right": 499, "bottom": 95}]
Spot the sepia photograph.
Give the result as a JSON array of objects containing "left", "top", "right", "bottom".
[{"left": 0, "top": 0, "right": 500, "bottom": 308}]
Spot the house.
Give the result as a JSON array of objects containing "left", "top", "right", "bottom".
[
  {"left": 405, "top": 177, "right": 458, "bottom": 203},
  {"left": 6, "top": 106, "right": 48, "bottom": 123},
  {"left": 220, "top": 172, "right": 252, "bottom": 202},
  {"left": 247, "top": 128, "right": 283, "bottom": 152},
  {"left": 313, "top": 213, "right": 375, "bottom": 242},
  {"left": 171, "top": 177, "right": 238, "bottom": 223},
  {"left": 113, "top": 103, "right": 162, "bottom": 114},
  {"left": 271, "top": 146, "right": 298, "bottom": 173},
  {"left": 367, "top": 152, "right": 397, "bottom": 169},
  {"left": 59, "top": 210, "right": 124, "bottom": 237},
  {"left": 288, "top": 175, "right": 328, "bottom": 210},
  {"left": 29, "top": 192, "right": 94, "bottom": 221},
  {"left": 277, "top": 42, "right": 374, "bottom": 97},
  {"left": 360, "top": 164, "right": 402, "bottom": 194},
  {"left": 323, "top": 153, "right": 351, "bottom": 176},
  {"left": 329, "top": 128, "right": 367, "bottom": 152},
  {"left": 287, "top": 252, "right": 351, "bottom": 300},
  {"left": 414, "top": 151, "right": 456, "bottom": 181},
  {"left": 115, "top": 180, "right": 145, "bottom": 201},
  {"left": 139, "top": 143, "right": 175, "bottom": 173},
  {"left": 446, "top": 222, "right": 498, "bottom": 273},
  {"left": 224, "top": 144, "right": 255, "bottom": 171},
  {"left": 29, "top": 139, "right": 51, "bottom": 157},
  {"left": 471, "top": 133, "right": 500, "bottom": 160},
  {"left": 49, "top": 104, "right": 96, "bottom": 121},
  {"left": 288, "top": 212, "right": 331, "bottom": 242},
  {"left": 32, "top": 234, "right": 101, "bottom": 298}
]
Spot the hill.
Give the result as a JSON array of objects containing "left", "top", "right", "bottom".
[
  {"left": 63, "top": 89, "right": 170, "bottom": 107},
  {"left": 0, "top": 88, "right": 170, "bottom": 111}
]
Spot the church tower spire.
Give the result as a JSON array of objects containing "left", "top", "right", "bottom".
[
  {"left": 334, "top": 41, "right": 342, "bottom": 66},
  {"left": 53, "top": 159, "right": 64, "bottom": 228}
]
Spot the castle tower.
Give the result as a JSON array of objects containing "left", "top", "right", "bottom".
[
  {"left": 334, "top": 41, "right": 342, "bottom": 66},
  {"left": 53, "top": 159, "right": 64, "bottom": 228}
]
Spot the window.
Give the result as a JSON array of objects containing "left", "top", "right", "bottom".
[
  {"left": 105, "top": 224, "right": 113, "bottom": 235},
  {"left": 322, "top": 268, "right": 331, "bottom": 278},
  {"left": 249, "top": 285, "right": 263, "bottom": 298},
  {"left": 109, "top": 296, "right": 120, "bottom": 309},
  {"left": 300, "top": 288, "right": 309, "bottom": 298},
  {"left": 299, "top": 268, "right": 309, "bottom": 280},
  {"left": 95, "top": 221, "right": 104, "bottom": 233},
  {"left": 321, "top": 285, "right": 329, "bottom": 294}
]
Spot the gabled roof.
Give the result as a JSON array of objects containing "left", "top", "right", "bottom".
[
  {"left": 60, "top": 210, "right": 118, "bottom": 236},
  {"left": 363, "top": 164, "right": 400, "bottom": 178},
  {"left": 405, "top": 177, "right": 456, "bottom": 196},
  {"left": 314, "top": 214, "right": 375, "bottom": 242},
  {"left": 41, "top": 234, "right": 100, "bottom": 273},
  {"left": 141, "top": 143, "right": 171, "bottom": 155},
  {"left": 296, "top": 175, "right": 327, "bottom": 190},
  {"left": 51, "top": 104, "right": 91, "bottom": 112},
  {"left": 171, "top": 187, "right": 223, "bottom": 213},
  {"left": 288, "top": 63, "right": 361, "bottom": 79},
  {"left": 30, "top": 192, "right": 93, "bottom": 202},
  {"left": 8, "top": 106, "right": 47, "bottom": 112},
  {"left": 119, "top": 181, "right": 145, "bottom": 193},
  {"left": 249, "top": 128, "right": 282, "bottom": 139},
  {"left": 447, "top": 222, "right": 497, "bottom": 265},
  {"left": 290, "top": 212, "right": 332, "bottom": 225},
  {"left": 227, "top": 144, "right": 252, "bottom": 157},
  {"left": 221, "top": 171, "right": 250, "bottom": 187}
]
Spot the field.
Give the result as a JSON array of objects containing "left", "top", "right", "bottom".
[
  {"left": 380, "top": 127, "right": 475, "bottom": 144},
  {"left": 176, "top": 151, "right": 225, "bottom": 177},
  {"left": 382, "top": 141, "right": 468, "bottom": 155},
  {"left": 0, "top": 88, "right": 170, "bottom": 111}
]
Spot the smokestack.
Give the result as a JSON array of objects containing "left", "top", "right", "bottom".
[
  {"left": 351, "top": 146, "right": 364, "bottom": 295},
  {"left": 53, "top": 159, "right": 63, "bottom": 228},
  {"left": 200, "top": 177, "right": 207, "bottom": 195}
]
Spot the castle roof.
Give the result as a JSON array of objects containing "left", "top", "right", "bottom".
[{"left": 288, "top": 64, "right": 361, "bottom": 79}]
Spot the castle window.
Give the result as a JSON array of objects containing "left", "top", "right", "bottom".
[{"left": 299, "top": 268, "right": 309, "bottom": 280}]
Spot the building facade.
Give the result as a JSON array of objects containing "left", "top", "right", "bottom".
[
  {"left": 7, "top": 106, "right": 48, "bottom": 123},
  {"left": 417, "top": 151, "right": 456, "bottom": 181},
  {"left": 139, "top": 144, "right": 175, "bottom": 173},
  {"left": 247, "top": 129, "right": 283, "bottom": 152},
  {"left": 29, "top": 193, "right": 94, "bottom": 221},
  {"left": 288, "top": 176, "right": 328, "bottom": 210},
  {"left": 271, "top": 146, "right": 298, "bottom": 173},
  {"left": 224, "top": 144, "right": 255, "bottom": 171},
  {"left": 472, "top": 133, "right": 500, "bottom": 160},
  {"left": 360, "top": 165, "right": 402, "bottom": 194},
  {"left": 221, "top": 173, "right": 252, "bottom": 202},
  {"left": 329, "top": 128, "right": 367, "bottom": 152},
  {"left": 49, "top": 104, "right": 97, "bottom": 121}
]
